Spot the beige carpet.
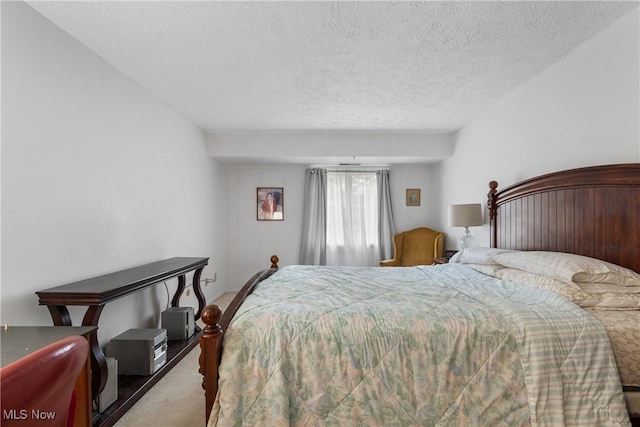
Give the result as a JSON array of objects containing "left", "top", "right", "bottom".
[{"left": 113, "top": 293, "right": 235, "bottom": 427}]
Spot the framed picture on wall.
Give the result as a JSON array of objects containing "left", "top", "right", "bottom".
[
  {"left": 257, "top": 187, "right": 284, "bottom": 221},
  {"left": 406, "top": 189, "right": 420, "bottom": 206}
]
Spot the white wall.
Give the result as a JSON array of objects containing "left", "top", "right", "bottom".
[
  {"left": 207, "top": 132, "right": 453, "bottom": 164},
  {"left": 222, "top": 163, "right": 437, "bottom": 289},
  {"left": 1, "top": 2, "right": 227, "bottom": 344},
  {"left": 438, "top": 8, "right": 640, "bottom": 251},
  {"left": 224, "top": 165, "right": 305, "bottom": 289},
  {"left": 388, "top": 165, "right": 439, "bottom": 232}
]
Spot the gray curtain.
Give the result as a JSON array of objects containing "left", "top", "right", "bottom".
[
  {"left": 377, "top": 169, "right": 396, "bottom": 260},
  {"left": 299, "top": 168, "right": 327, "bottom": 265}
]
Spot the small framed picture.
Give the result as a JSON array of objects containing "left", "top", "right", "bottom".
[
  {"left": 257, "top": 187, "right": 284, "bottom": 221},
  {"left": 406, "top": 189, "right": 420, "bottom": 206}
]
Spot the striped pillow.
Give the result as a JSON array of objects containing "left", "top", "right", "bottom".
[{"left": 492, "top": 251, "right": 640, "bottom": 287}]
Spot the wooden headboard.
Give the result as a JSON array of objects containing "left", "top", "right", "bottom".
[{"left": 487, "top": 163, "right": 640, "bottom": 273}]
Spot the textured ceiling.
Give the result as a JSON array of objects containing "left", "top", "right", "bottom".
[{"left": 27, "top": 1, "right": 638, "bottom": 133}]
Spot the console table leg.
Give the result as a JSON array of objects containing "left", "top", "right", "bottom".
[
  {"left": 171, "top": 274, "right": 186, "bottom": 308},
  {"left": 170, "top": 267, "right": 206, "bottom": 322},
  {"left": 192, "top": 267, "right": 206, "bottom": 322},
  {"left": 46, "top": 305, "right": 73, "bottom": 326},
  {"left": 82, "top": 305, "right": 108, "bottom": 399}
]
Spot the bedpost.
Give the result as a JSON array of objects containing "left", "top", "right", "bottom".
[
  {"left": 487, "top": 181, "right": 498, "bottom": 248},
  {"left": 199, "top": 304, "right": 223, "bottom": 425}
]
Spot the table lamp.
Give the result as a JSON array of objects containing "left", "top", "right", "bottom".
[{"left": 448, "top": 203, "right": 483, "bottom": 249}]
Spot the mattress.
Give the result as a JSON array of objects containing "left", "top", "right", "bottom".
[
  {"left": 587, "top": 309, "right": 640, "bottom": 416},
  {"left": 587, "top": 309, "right": 640, "bottom": 387}
]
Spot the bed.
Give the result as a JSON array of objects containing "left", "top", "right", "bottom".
[{"left": 199, "top": 163, "right": 640, "bottom": 426}]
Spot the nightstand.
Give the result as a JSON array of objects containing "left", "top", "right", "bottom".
[{"left": 433, "top": 257, "right": 448, "bottom": 265}]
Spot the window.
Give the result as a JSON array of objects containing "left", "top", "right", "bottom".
[
  {"left": 299, "top": 168, "right": 394, "bottom": 267},
  {"left": 326, "top": 171, "right": 379, "bottom": 266}
]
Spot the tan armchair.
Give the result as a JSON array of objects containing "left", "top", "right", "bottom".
[{"left": 380, "top": 227, "right": 444, "bottom": 267}]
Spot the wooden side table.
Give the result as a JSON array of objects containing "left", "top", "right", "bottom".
[
  {"left": 433, "top": 257, "right": 448, "bottom": 264},
  {"left": 1, "top": 326, "right": 97, "bottom": 427}
]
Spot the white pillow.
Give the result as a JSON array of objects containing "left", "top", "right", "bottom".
[
  {"left": 496, "top": 267, "right": 640, "bottom": 310},
  {"left": 578, "top": 283, "right": 640, "bottom": 295},
  {"left": 573, "top": 271, "right": 640, "bottom": 286},
  {"left": 492, "top": 251, "right": 640, "bottom": 287},
  {"left": 581, "top": 294, "right": 640, "bottom": 311},
  {"left": 495, "top": 268, "right": 593, "bottom": 304},
  {"left": 449, "top": 247, "right": 515, "bottom": 265}
]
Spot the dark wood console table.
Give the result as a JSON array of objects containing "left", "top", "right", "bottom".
[{"left": 36, "top": 257, "right": 208, "bottom": 427}]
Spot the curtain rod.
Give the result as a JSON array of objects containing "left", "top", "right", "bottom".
[
  {"left": 308, "top": 165, "right": 390, "bottom": 172},
  {"left": 328, "top": 170, "right": 387, "bottom": 174}
]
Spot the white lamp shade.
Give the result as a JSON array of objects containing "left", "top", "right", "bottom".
[{"left": 448, "top": 203, "right": 483, "bottom": 227}]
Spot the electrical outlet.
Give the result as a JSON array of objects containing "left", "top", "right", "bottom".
[{"left": 213, "top": 272, "right": 217, "bottom": 282}]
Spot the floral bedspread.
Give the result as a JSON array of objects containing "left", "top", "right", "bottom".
[{"left": 209, "top": 264, "right": 630, "bottom": 426}]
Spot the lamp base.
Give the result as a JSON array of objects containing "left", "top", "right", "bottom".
[{"left": 460, "top": 227, "right": 472, "bottom": 249}]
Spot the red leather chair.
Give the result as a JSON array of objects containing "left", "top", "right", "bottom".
[{"left": 1, "top": 335, "right": 89, "bottom": 427}]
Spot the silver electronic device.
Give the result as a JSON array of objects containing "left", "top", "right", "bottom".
[
  {"left": 161, "top": 306, "right": 195, "bottom": 340},
  {"left": 106, "top": 328, "right": 167, "bottom": 376},
  {"left": 97, "top": 357, "right": 118, "bottom": 413}
]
